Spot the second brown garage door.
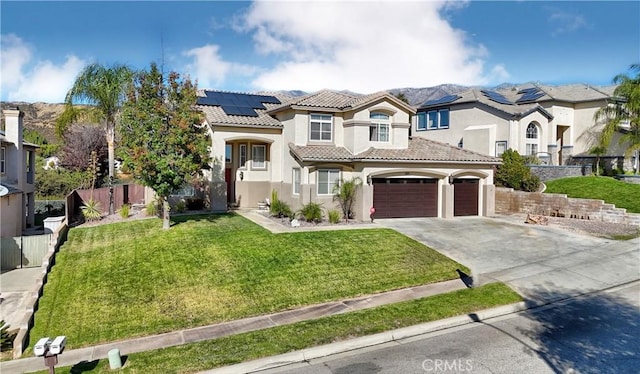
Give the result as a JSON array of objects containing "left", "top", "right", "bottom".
[
  {"left": 453, "top": 179, "right": 479, "bottom": 216},
  {"left": 373, "top": 178, "right": 438, "bottom": 218}
]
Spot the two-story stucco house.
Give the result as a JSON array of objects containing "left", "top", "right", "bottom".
[
  {"left": 413, "top": 83, "right": 631, "bottom": 169},
  {"left": 198, "top": 89, "right": 500, "bottom": 219},
  {"left": 1, "top": 108, "right": 38, "bottom": 237}
]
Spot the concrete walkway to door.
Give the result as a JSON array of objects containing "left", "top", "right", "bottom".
[{"left": 377, "top": 216, "right": 640, "bottom": 304}]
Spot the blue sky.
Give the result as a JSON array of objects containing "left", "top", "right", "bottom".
[{"left": 1, "top": 1, "right": 639, "bottom": 103}]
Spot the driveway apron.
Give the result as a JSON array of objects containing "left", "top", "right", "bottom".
[{"left": 377, "top": 217, "right": 640, "bottom": 304}]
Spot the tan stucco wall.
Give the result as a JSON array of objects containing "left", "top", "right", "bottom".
[{"left": 1, "top": 194, "right": 22, "bottom": 237}]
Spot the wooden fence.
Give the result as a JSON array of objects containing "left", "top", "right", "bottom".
[
  {"left": 66, "top": 183, "right": 146, "bottom": 223},
  {"left": 0, "top": 234, "right": 51, "bottom": 270}
]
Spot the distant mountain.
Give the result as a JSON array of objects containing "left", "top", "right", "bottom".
[
  {"left": 0, "top": 83, "right": 523, "bottom": 143},
  {"left": 1, "top": 102, "right": 65, "bottom": 143},
  {"left": 388, "top": 84, "right": 472, "bottom": 106}
]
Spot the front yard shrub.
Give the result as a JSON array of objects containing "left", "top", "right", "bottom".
[
  {"left": 298, "top": 202, "right": 323, "bottom": 223},
  {"left": 333, "top": 177, "right": 362, "bottom": 222},
  {"left": 81, "top": 199, "right": 102, "bottom": 221},
  {"left": 269, "top": 190, "right": 293, "bottom": 218},
  {"left": 174, "top": 200, "right": 186, "bottom": 213},
  {"left": 0, "top": 320, "right": 12, "bottom": 351},
  {"left": 328, "top": 209, "right": 341, "bottom": 224},
  {"left": 495, "top": 149, "right": 540, "bottom": 192},
  {"left": 119, "top": 204, "right": 130, "bottom": 219},
  {"left": 146, "top": 199, "right": 159, "bottom": 216}
]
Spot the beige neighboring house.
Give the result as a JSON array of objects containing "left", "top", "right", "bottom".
[
  {"left": 1, "top": 108, "right": 38, "bottom": 237},
  {"left": 413, "top": 83, "right": 633, "bottom": 170},
  {"left": 198, "top": 89, "right": 500, "bottom": 219}
]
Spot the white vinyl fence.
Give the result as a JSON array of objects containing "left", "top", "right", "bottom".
[{"left": 1, "top": 234, "right": 51, "bottom": 270}]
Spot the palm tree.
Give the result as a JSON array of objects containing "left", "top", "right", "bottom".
[
  {"left": 56, "top": 63, "right": 134, "bottom": 214},
  {"left": 594, "top": 63, "right": 640, "bottom": 174}
]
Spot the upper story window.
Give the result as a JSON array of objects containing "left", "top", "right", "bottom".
[
  {"left": 252, "top": 144, "right": 266, "bottom": 169},
  {"left": 369, "top": 112, "right": 390, "bottom": 142},
  {"left": 417, "top": 109, "right": 449, "bottom": 130},
  {"left": 526, "top": 123, "right": 538, "bottom": 139},
  {"left": 496, "top": 141, "right": 507, "bottom": 157},
  {"left": 0, "top": 147, "right": 5, "bottom": 174},
  {"left": 310, "top": 114, "right": 332, "bottom": 141},
  {"left": 525, "top": 123, "right": 539, "bottom": 156}
]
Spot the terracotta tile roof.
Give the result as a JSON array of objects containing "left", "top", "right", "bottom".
[
  {"left": 289, "top": 144, "right": 354, "bottom": 161},
  {"left": 270, "top": 89, "right": 414, "bottom": 113},
  {"left": 289, "top": 138, "right": 500, "bottom": 164},
  {"left": 356, "top": 138, "right": 500, "bottom": 163}
]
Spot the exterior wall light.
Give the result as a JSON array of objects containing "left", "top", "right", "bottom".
[
  {"left": 367, "top": 174, "right": 372, "bottom": 185},
  {"left": 239, "top": 171, "right": 244, "bottom": 181}
]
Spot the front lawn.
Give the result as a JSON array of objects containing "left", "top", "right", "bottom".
[
  {"left": 38, "top": 283, "right": 521, "bottom": 374},
  {"left": 544, "top": 176, "right": 640, "bottom": 213},
  {"left": 30, "top": 214, "right": 467, "bottom": 349}
]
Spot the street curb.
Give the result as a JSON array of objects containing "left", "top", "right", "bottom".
[{"left": 203, "top": 301, "right": 529, "bottom": 374}]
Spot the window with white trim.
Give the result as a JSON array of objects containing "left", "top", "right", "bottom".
[
  {"left": 423, "top": 109, "right": 450, "bottom": 130},
  {"left": 369, "top": 112, "right": 390, "bottom": 142},
  {"left": 416, "top": 112, "right": 426, "bottom": 131},
  {"left": 0, "top": 147, "right": 5, "bottom": 174},
  {"left": 239, "top": 144, "right": 247, "bottom": 167},
  {"left": 525, "top": 123, "right": 539, "bottom": 156},
  {"left": 225, "top": 144, "right": 232, "bottom": 163},
  {"left": 317, "top": 169, "right": 340, "bottom": 195},
  {"left": 252, "top": 145, "right": 266, "bottom": 169},
  {"left": 496, "top": 141, "right": 507, "bottom": 157},
  {"left": 310, "top": 114, "right": 332, "bottom": 141},
  {"left": 293, "top": 168, "right": 301, "bottom": 195}
]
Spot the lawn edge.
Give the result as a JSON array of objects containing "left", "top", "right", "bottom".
[{"left": 206, "top": 301, "right": 529, "bottom": 374}]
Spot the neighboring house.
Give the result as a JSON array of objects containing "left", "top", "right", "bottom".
[
  {"left": 413, "top": 83, "right": 632, "bottom": 169},
  {"left": 1, "top": 108, "right": 38, "bottom": 237},
  {"left": 198, "top": 89, "right": 500, "bottom": 219}
]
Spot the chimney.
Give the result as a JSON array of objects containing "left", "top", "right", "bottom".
[{"left": 3, "top": 108, "right": 25, "bottom": 187}]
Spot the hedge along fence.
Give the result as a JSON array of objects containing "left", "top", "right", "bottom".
[
  {"left": 66, "top": 184, "right": 146, "bottom": 223},
  {"left": 495, "top": 187, "right": 640, "bottom": 226}
]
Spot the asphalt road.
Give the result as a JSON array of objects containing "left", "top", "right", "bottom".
[{"left": 268, "top": 281, "right": 640, "bottom": 374}]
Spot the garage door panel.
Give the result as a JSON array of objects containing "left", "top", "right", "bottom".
[
  {"left": 454, "top": 179, "right": 478, "bottom": 216},
  {"left": 373, "top": 179, "right": 437, "bottom": 218}
]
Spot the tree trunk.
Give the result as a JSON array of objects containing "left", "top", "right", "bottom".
[
  {"left": 107, "top": 124, "right": 116, "bottom": 215},
  {"left": 163, "top": 198, "right": 171, "bottom": 230},
  {"left": 636, "top": 149, "right": 639, "bottom": 175}
]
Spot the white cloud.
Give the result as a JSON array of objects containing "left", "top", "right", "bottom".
[
  {"left": 488, "top": 64, "right": 510, "bottom": 83},
  {"left": 1, "top": 34, "right": 86, "bottom": 103},
  {"left": 548, "top": 9, "right": 588, "bottom": 36},
  {"left": 183, "top": 44, "right": 257, "bottom": 89},
  {"left": 239, "top": 1, "right": 502, "bottom": 92}
]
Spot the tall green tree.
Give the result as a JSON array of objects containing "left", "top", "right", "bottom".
[
  {"left": 56, "top": 63, "right": 134, "bottom": 213},
  {"left": 594, "top": 63, "right": 640, "bottom": 174},
  {"left": 119, "top": 63, "right": 211, "bottom": 229}
]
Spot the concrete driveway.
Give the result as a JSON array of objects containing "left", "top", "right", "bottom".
[{"left": 378, "top": 216, "right": 640, "bottom": 304}]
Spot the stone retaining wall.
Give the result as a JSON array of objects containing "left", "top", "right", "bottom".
[
  {"left": 496, "top": 187, "right": 640, "bottom": 226},
  {"left": 528, "top": 165, "right": 586, "bottom": 182},
  {"left": 12, "top": 220, "right": 68, "bottom": 359}
]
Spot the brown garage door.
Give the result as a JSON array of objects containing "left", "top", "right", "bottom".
[
  {"left": 454, "top": 179, "right": 479, "bottom": 216},
  {"left": 373, "top": 178, "right": 438, "bottom": 218}
]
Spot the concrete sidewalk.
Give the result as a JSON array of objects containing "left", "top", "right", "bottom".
[{"left": 0, "top": 278, "right": 467, "bottom": 373}]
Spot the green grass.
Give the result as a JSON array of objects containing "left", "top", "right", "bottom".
[
  {"left": 37, "top": 283, "right": 521, "bottom": 374},
  {"left": 30, "top": 214, "right": 467, "bottom": 350},
  {"left": 544, "top": 176, "right": 640, "bottom": 213}
]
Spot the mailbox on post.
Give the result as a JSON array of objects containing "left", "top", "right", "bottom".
[{"left": 34, "top": 337, "right": 52, "bottom": 357}]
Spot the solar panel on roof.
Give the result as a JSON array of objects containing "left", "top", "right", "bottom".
[
  {"left": 221, "top": 105, "right": 259, "bottom": 117},
  {"left": 481, "top": 90, "right": 512, "bottom": 105},
  {"left": 516, "top": 90, "right": 544, "bottom": 103},
  {"left": 517, "top": 87, "right": 539, "bottom": 94},
  {"left": 420, "top": 94, "right": 460, "bottom": 107}
]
